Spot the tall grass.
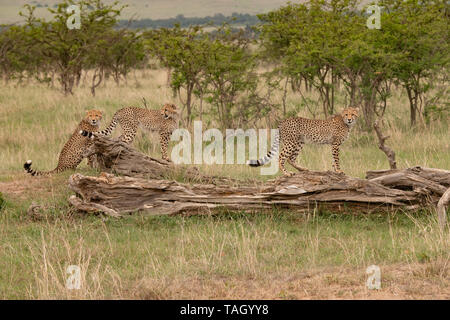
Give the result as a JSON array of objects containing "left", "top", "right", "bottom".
[
  {"left": 0, "top": 207, "right": 447, "bottom": 299},
  {"left": 0, "top": 69, "right": 448, "bottom": 178},
  {"left": 0, "top": 68, "right": 448, "bottom": 299}
]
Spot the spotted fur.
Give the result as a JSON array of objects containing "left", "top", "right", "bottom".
[
  {"left": 248, "top": 107, "right": 359, "bottom": 175},
  {"left": 24, "top": 110, "right": 102, "bottom": 176},
  {"left": 80, "top": 103, "right": 178, "bottom": 161}
]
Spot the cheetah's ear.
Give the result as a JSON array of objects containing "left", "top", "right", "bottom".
[{"left": 354, "top": 107, "right": 360, "bottom": 116}]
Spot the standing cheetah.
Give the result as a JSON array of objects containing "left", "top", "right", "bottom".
[
  {"left": 80, "top": 103, "right": 178, "bottom": 161},
  {"left": 24, "top": 110, "right": 102, "bottom": 176},
  {"left": 248, "top": 107, "right": 359, "bottom": 175}
]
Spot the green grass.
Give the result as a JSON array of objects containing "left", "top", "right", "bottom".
[
  {"left": 0, "top": 192, "right": 448, "bottom": 299},
  {"left": 0, "top": 70, "right": 448, "bottom": 179},
  {"left": 0, "top": 69, "right": 448, "bottom": 299}
]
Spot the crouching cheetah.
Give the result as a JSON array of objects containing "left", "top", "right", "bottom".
[
  {"left": 24, "top": 110, "right": 102, "bottom": 176},
  {"left": 248, "top": 107, "right": 359, "bottom": 175},
  {"left": 80, "top": 103, "right": 178, "bottom": 161}
]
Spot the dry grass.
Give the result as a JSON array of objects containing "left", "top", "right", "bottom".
[
  {"left": 0, "top": 68, "right": 448, "bottom": 299},
  {"left": 0, "top": 69, "right": 448, "bottom": 179},
  {"left": 0, "top": 206, "right": 448, "bottom": 299}
]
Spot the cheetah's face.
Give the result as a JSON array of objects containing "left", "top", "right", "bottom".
[
  {"left": 85, "top": 109, "right": 102, "bottom": 126},
  {"left": 161, "top": 103, "right": 178, "bottom": 120},
  {"left": 341, "top": 107, "right": 359, "bottom": 126}
]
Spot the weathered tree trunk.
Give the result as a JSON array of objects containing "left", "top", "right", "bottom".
[
  {"left": 365, "top": 167, "right": 450, "bottom": 191},
  {"left": 83, "top": 135, "right": 236, "bottom": 184},
  {"left": 83, "top": 135, "right": 172, "bottom": 179},
  {"left": 72, "top": 136, "right": 449, "bottom": 225},
  {"left": 68, "top": 168, "right": 449, "bottom": 217}
]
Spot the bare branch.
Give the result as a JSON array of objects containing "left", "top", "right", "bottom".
[
  {"left": 437, "top": 188, "right": 450, "bottom": 230},
  {"left": 373, "top": 119, "right": 397, "bottom": 169}
]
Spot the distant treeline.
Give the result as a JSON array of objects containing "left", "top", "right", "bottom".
[
  {"left": 1, "top": 0, "right": 448, "bottom": 129},
  {"left": 116, "top": 12, "right": 261, "bottom": 29}
]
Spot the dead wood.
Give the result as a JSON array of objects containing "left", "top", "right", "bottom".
[
  {"left": 83, "top": 135, "right": 237, "bottom": 185},
  {"left": 71, "top": 136, "right": 449, "bottom": 222},
  {"left": 437, "top": 188, "right": 450, "bottom": 229},
  {"left": 68, "top": 167, "right": 449, "bottom": 217},
  {"left": 83, "top": 135, "right": 172, "bottom": 179},
  {"left": 373, "top": 119, "right": 397, "bottom": 169}
]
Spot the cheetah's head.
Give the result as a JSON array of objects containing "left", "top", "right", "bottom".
[
  {"left": 341, "top": 107, "right": 359, "bottom": 126},
  {"left": 85, "top": 109, "right": 102, "bottom": 126},
  {"left": 161, "top": 103, "right": 178, "bottom": 120}
]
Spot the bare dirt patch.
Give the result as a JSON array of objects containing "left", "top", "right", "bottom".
[
  {"left": 130, "top": 264, "right": 449, "bottom": 300},
  {"left": 0, "top": 174, "right": 62, "bottom": 200}
]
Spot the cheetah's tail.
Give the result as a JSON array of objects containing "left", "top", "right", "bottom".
[
  {"left": 79, "top": 114, "right": 119, "bottom": 138},
  {"left": 246, "top": 131, "right": 280, "bottom": 167},
  {"left": 23, "top": 160, "right": 55, "bottom": 176}
]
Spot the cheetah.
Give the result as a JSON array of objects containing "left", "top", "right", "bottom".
[
  {"left": 80, "top": 103, "right": 178, "bottom": 161},
  {"left": 247, "top": 107, "right": 359, "bottom": 175},
  {"left": 24, "top": 110, "right": 102, "bottom": 176}
]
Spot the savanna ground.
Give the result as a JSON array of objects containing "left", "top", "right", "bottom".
[{"left": 0, "top": 69, "right": 448, "bottom": 299}]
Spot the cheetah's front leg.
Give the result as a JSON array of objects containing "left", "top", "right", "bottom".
[{"left": 331, "top": 143, "right": 344, "bottom": 174}]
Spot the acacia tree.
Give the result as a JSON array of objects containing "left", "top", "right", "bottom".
[
  {"left": 0, "top": 22, "right": 53, "bottom": 83},
  {"left": 105, "top": 29, "right": 146, "bottom": 85},
  {"left": 20, "top": 0, "right": 125, "bottom": 95},
  {"left": 145, "top": 24, "right": 274, "bottom": 129},
  {"left": 87, "top": 28, "right": 145, "bottom": 95},
  {"left": 378, "top": 0, "right": 449, "bottom": 126},
  {"left": 259, "top": 0, "right": 363, "bottom": 117},
  {"left": 0, "top": 25, "right": 28, "bottom": 82},
  {"left": 144, "top": 25, "right": 208, "bottom": 125},
  {"left": 258, "top": 0, "right": 449, "bottom": 129},
  {"left": 200, "top": 26, "right": 266, "bottom": 130},
  {"left": 334, "top": 4, "right": 401, "bottom": 129}
]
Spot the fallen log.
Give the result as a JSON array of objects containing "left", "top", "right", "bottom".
[
  {"left": 83, "top": 135, "right": 170, "bottom": 178},
  {"left": 72, "top": 136, "right": 449, "bottom": 226},
  {"left": 68, "top": 167, "right": 449, "bottom": 218},
  {"left": 366, "top": 167, "right": 450, "bottom": 188},
  {"left": 83, "top": 134, "right": 236, "bottom": 184}
]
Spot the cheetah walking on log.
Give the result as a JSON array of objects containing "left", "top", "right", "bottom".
[
  {"left": 80, "top": 103, "right": 178, "bottom": 161},
  {"left": 24, "top": 110, "right": 103, "bottom": 176},
  {"left": 248, "top": 107, "right": 359, "bottom": 175}
]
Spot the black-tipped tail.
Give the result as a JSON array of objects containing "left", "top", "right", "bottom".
[
  {"left": 24, "top": 160, "right": 38, "bottom": 176},
  {"left": 79, "top": 130, "right": 94, "bottom": 138},
  {"left": 247, "top": 159, "right": 262, "bottom": 167},
  {"left": 247, "top": 132, "right": 280, "bottom": 168}
]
